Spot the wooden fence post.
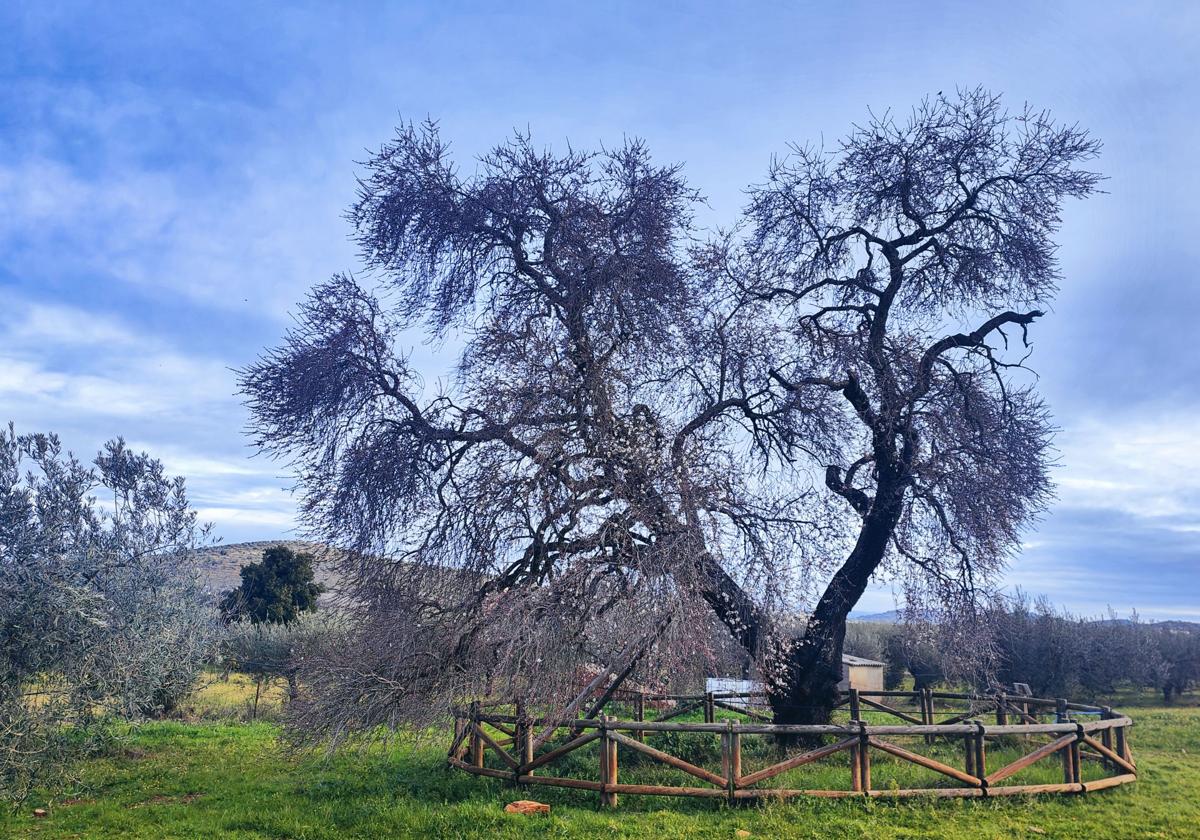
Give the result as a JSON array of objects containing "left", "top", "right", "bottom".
[
  {"left": 704, "top": 692, "right": 715, "bottom": 724},
  {"left": 848, "top": 688, "right": 861, "bottom": 722},
  {"left": 634, "top": 692, "right": 646, "bottom": 742},
  {"left": 722, "top": 720, "right": 737, "bottom": 805},
  {"left": 1055, "top": 700, "right": 1072, "bottom": 784},
  {"left": 974, "top": 720, "right": 987, "bottom": 788},
  {"left": 858, "top": 721, "right": 871, "bottom": 793},
  {"left": 1099, "top": 708, "right": 1114, "bottom": 772},
  {"left": 599, "top": 716, "right": 618, "bottom": 807},
  {"left": 1071, "top": 727, "right": 1083, "bottom": 784},
  {"left": 922, "top": 688, "right": 934, "bottom": 744},
  {"left": 850, "top": 736, "right": 862, "bottom": 792},
  {"left": 1115, "top": 723, "right": 1129, "bottom": 764},
  {"left": 469, "top": 702, "right": 484, "bottom": 768},
  {"left": 516, "top": 701, "right": 533, "bottom": 778},
  {"left": 730, "top": 723, "right": 742, "bottom": 797},
  {"left": 995, "top": 692, "right": 1008, "bottom": 726}
]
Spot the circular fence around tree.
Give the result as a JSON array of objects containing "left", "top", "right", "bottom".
[{"left": 448, "top": 688, "right": 1136, "bottom": 806}]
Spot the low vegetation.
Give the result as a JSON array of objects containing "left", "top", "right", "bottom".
[{"left": 1, "top": 679, "right": 1196, "bottom": 839}]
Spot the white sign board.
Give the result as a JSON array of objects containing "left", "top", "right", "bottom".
[{"left": 705, "top": 677, "right": 764, "bottom": 710}]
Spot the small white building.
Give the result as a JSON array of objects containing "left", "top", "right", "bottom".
[{"left": 837, "top": 654, "right": 885, "bottom": 692}]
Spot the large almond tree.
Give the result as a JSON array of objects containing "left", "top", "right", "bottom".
[
  {"left": 737, "top": 91, "right": 1101, "bottom": 722},
  {"left": 241, "top": 90, "right": 1099, "bottom": 737}
]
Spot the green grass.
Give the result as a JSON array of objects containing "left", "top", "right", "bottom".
[{"left": 3, "top": 688, "right": 1199, "bottom": 839}]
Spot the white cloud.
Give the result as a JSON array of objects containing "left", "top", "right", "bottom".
[
  {"left": 195, "top": 506, "right": 296, "bottom": 530},
  {"left": 0, "top": 291, "right": 292, "bottom": 541},
  {"left": 1054, "top": 412, "right": 1200, "bottom": 523},
  {"left": 0, "top": 129, "right": 353, "bottom": 319},
  {"left": 2, "top": 297, "right": 142, "bottom": 347}
]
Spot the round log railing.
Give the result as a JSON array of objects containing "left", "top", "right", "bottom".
[{"left": 447, "top": 688, "right": 1136, "bottom": 806}]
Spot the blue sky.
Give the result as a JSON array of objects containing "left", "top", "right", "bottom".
[{"left": 2, "top": 2, "right": 1198, "bottom": 619}]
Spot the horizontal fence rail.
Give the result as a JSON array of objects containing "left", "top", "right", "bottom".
[{"left": 447, "top": 688, "right": 1136, "bottom": 806}]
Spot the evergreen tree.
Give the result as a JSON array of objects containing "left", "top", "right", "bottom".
[{"left": 220, "top": 545, "right": 322, "bottom": 625}]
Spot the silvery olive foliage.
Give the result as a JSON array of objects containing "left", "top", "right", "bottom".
[
  {"left": 243, "top": 89, "right": 1100, "bottom": 740},
  {"left": 0, "top": 426, "right": 220, "bottom": 801},
  {"left": 221, "top": 612, "right": 342, "bottom": 706}
]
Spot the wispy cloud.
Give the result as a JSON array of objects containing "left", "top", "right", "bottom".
[{"left": 2, "top": 1, "right": 1198, "bottom": 618}]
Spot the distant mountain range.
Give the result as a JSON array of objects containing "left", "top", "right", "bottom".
[
  {"left": 849, "top": 608, "right": 1200, "bottom": 630},
  {"left": 848, "top": 610, "right": 902, "bottom": 623}
]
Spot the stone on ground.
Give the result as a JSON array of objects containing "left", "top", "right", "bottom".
[{"left": 505, "top": 800, "right": 551, "bottom": 815}]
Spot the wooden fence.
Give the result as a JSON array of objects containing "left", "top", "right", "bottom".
[{"left": 447, "top": 688, "right": 1136, "bottom": 805}]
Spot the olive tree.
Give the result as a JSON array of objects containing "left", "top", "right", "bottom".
[{"left": 0, "top": 426, "right": 220, "bottom": 801}]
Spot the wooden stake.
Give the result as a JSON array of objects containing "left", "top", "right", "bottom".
[
  {"left": 599, "top": 717, "right": 616, "bottom": 808},
  {"left": 850, "top": 741, "right": 862, "bottom": 792},
  {"left": 722, "top": 721, "right": 735, "bottom": 804},
  {"left": 858, "top": 724, "right": 871, "bottom": 793},
  {"left": 974, "top": 722, "right": 987, "bottom": 787},
  {"left": 1115, "top": 725, "right": 1129, "bottom": 763}
]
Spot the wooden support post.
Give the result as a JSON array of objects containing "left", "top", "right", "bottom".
[
  {"left": 850, "top": 740, "right": 862, "bottom": 792},
  {"left": 1063, "top": 724, "right": 1082, "bottom": 785},
  {"left": 599, "top": 716, "right": 618, "bottom": 807},
  {"left": 704, "top": 692, "right": 715, "bottom": 724},
  {"left": 722, "top": 721, "right": 736, "bottom": 805},
  {"left": 731, "top": 726, "right": 742, "bottom": 789},
  {"left": 964, "top": 731, "right": 976, "bottom": 779},
  {"left": 1071, "top": 735, "right": 1082, "bottom": 784},
  {"left": 608, "top": 724, "right": 619, "bottom": 806},
  {"left": 1115, "top": 724, "right": 1129, "bottom": 764},
  {"left": 995, "top": 693, "right": 1008, "bottom": 726},
  {"left": 634, "top": 692, "right": 646, "bottom": 742},
  {"left": 516, "top": 701, "right": 534, "bottom": 778},
  {"left": 922, "top": 688, "right": 934, "bottom": 744},
  {"left": 1100, "top": 708, "right": 1114, "bottom": 772},
  {"left": 858, "top": 723, "right": 872, "bottom": 793},
  {"left": 467, "top": 702, "right": 484, "bottom": 768},
  {"left": 1055, "top": 698, "right": 1068, "bottom": 723},
  {"left": 848, "top": 688, "right": 861, "bottom": 722},
  {"left": 974, "top": 721, "right": 987, "bottom": 788}
]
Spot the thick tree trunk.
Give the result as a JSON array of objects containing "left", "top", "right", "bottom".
[
  {"left": 696, "top": 472, "right": 906, "bottom": 730},
  {"left": 770, "top": 486, "right": 905, "bottom": 728}
]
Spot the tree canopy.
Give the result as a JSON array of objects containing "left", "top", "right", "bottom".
[
  {"left": 0, "top": 425, "right": 219, "bottom": 801},
  {"left": 220, "top": 544, "right": 322, "bottom": 625},
  {"left": 241, "top": 89, "right": 1100, "bottom": 739}
]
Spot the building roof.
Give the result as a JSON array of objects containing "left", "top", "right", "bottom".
[{"left": 841, "top": 654, "right": 885, "bottom": 667}]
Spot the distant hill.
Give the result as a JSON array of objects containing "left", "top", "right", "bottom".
[
  {"left": 194, "top": 540, "right": 341, "bottom": 601},
  {"left": 848, "top": 609, "right": 1200, "bottom": 631},
  {"left": 848, "top": 610, "right": 901, "bottom": 623}
]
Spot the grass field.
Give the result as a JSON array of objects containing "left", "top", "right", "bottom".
[{"left": 3, "top": 678, "right": 1199, "bottom": 839}]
